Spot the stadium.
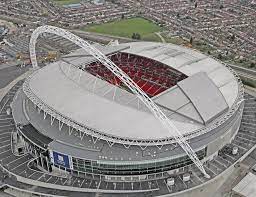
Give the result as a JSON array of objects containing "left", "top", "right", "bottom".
[{"left": 0, "top": 26, "right": 255, "bottom": 197}]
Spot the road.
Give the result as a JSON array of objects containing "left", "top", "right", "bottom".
[
  {"left": 235, "top": 71, "right": 256, "bottom": 81},
  {"left": 245, "top": 86, "right": 256, "bottom": 97},
  {"left": 229, "top": 64, "right": 256, "bottom": 81}
]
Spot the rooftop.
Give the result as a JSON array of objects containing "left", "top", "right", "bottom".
[{"left": 24, "top": 42, "right": 239, "bottom": 141}]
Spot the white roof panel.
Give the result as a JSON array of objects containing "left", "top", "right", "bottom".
[
  {"left": 177, "top": 102, "right": 204, "bottom": 124},
  {"left": 219, "top": 80, "right": 239, "bottom": 108},
  {"left": 29, "top": 62, "right": 192, "bottom": 140},
  {"left": 177, "top": 72, "right": 229, "bottom": 124},
  {"left": 179, "top": 58, "right": 220, "bottom": 76},
  {"left": 154, "top": 86, "right": 190, "bottom": 111},
  {"left": 153, "top": 86, "right": 204, "bottom": 124},
  {"left": 208, "top": 66, "right": 235, "bottom": 88}
]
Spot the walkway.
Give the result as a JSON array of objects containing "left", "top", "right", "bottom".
[{"left": 155, "top": 32, "right": 166, "bottom": 43}]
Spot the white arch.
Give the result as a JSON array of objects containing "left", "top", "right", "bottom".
[{"left": 29, "top": 25, "right": 209, "bottom": 178}]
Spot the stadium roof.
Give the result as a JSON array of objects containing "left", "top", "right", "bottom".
[
  {"left": 122, "top": 42, "right": 238, "bottom": 108},
  {"left": 61, "top": 43, "right": 129, "bottom": 66},
  {"left": 154, "top": 72, "right": 229, "bottom": 124},
  {"left": 13, "top": 85, "right": 240, "bottom": 161},
  {"left": 178, "top": 72, "right": 228, "bottom": 124},
  {"left": 29, "top": 62, "right": 193, "bottom": 140},
  {"left": 26, "top": 42, "right": 239, "bottom": 141}
]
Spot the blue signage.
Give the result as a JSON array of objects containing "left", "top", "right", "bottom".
[{"left": 51, "top": 151, "right": 73, "bottom": 169}]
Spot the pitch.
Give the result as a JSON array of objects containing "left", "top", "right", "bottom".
[
  {"left": 84, "top": 17, "right": 162, "bottom": 41},
  {"left": 53, "top": 0, "right": 81, "bottom": 6}
]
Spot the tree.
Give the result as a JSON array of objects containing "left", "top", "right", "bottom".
[
  {"left": 132, "top": 33, "right": 136, "bottom": 39},
  {"left": 132, "top": 33, "right": 141, "bottom": 40},
  {"left": 136, "top": 33, "right": 141, "bottom": 40},
  {"left": 189, "top": 37, "right": 193, "bottom": 45},
  {"left": 250, "top": 62, "right": 255, "bottom": 68},
  {"left": 230, "top": 34, "right": 235, "bottom": 41}
]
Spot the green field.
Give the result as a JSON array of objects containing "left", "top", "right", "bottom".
[
  {"left": 241, "top": 77, "right": 256, "bottom": 88},
  {"left": 53, "top": 0, "right": 81, "bottom": 6},
  {"left": 83, "top": 18, "right": 163, "bottom": 42}
]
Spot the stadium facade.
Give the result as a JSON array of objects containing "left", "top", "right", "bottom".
[{"left": 1, "top": 26, "right": 255, "bottom": 197}]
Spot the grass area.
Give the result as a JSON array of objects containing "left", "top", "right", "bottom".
[
  {"left": 163, "top": 36, "right": 187, "bottom": 45},
  {"left": 193, "top": 40, "right": 215, "bottom": 54},
  {"left": 162, "top": 35, "right": 216, "bottom": 56},
  {"left": 83, "top": 17, "right": 163, "bottom": 41},
  {"left": 241, "top": 77, "right": 256, "bottom": 88},
  {"left": 143, "top": 33, "right": 162, "bottom": 42},
  {"left": 53, "top": 0, "right": 81, "bottom": 6},
  {"left": 227, "top": 59, "right": 256, "bottom": 70}
]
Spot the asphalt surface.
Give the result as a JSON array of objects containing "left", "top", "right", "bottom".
[{"left": 0, "top": 65, "right": 29, "bottom": 89}]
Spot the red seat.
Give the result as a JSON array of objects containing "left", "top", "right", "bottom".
[{"left": 85, "top": 52, "right": 187, "bottom": 97}]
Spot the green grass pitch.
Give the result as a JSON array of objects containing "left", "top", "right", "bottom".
[{"left": 83, "top": 17, "right": 163, "bottom": 42}]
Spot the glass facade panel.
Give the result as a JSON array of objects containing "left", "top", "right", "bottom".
[{"left": 70, "top": 148, "right": 207, "bottom": 175}]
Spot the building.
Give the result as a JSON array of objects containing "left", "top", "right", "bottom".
[
  {"left": 63, "top": 3, "right": 82, "bottom": 9},
  {"left": 93, "top": 0, "right": 105, "bottom": 5},
  {"left": 0, "top": 27, "right": 255, "bottom": 197}
]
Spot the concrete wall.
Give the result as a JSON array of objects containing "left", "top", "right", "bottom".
[{"left": 206, "top": 111, "right": 242, "bottom": 157}]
